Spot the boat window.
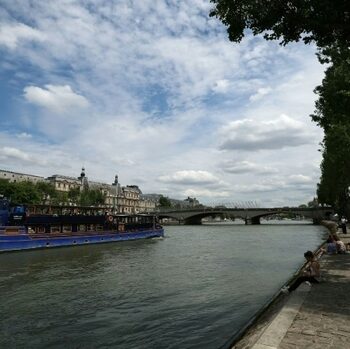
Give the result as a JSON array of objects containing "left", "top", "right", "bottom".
[
  {"left": 96, "top": 225, "right": 103, "bottom": 231},
  {"left": 50, "top": 226, "right": 60, "bottom": 233},
  {"left": 63, "top": 225, "right": 72, "bottom": 233},
  {"left": 78, "top": 225, "right": 86, "bottom": 232},
  {"left": 87, "top": 224, "right": 94, "bottom": 231},
  {"left": 35, "top": 227, "right": 45, "bottom": 234},
  {"left": 5, "top": 228, "right": 20, "bottom": 235}
]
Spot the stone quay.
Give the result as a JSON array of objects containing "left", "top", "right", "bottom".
[{"left": 231, "top": 224, "right": 350, "bottom": 349}]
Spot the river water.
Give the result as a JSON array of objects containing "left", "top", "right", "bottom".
[{"left": 0, "top": 221, "right": 326, "bottom": 349}]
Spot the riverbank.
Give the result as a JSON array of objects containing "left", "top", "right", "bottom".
[{"left": 231, "top": 224, "right": 350, "bottom": 349}]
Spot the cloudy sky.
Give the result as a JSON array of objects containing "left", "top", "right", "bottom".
[{"left": 0, "top": 0, "right": 325, "bottom": 207}]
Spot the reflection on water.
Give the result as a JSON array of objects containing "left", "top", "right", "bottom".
[{"left": 0, "top": 223, "right": 326, "bottom": 349}]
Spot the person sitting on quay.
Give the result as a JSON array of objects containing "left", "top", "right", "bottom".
[
  {"left": 325, "top": 235, "right": 337, "bottom": 255},
  {"left": 282, "top": 251, "right": 321, "bottom": 294},
  {"left": 334, "top": 235, "right": 347, "bottom": 254}
]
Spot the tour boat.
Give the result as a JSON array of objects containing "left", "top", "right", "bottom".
[{"left": 0, "top": 199, "right": 164, "bottom": 252}]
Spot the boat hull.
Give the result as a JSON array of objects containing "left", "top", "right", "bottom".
[{"left": 0, "top": 229, "right": 164, "bottom": 252}]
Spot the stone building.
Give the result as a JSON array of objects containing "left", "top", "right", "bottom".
[
  {"left": 46, "top": 174, "right": 81, "bottom": 192},
  {"left": 0, "top": 169, "right": 45, "bottom": 184},
  {"left": 0, "top": 168, "right": 156, "bottom": 214}
]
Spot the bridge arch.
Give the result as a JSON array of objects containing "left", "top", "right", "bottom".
[{"left": 155, "top": 207, "right": 334, "bottom": 225}]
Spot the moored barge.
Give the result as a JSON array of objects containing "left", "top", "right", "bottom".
[{"left": 0, "top": 199, "right": 164, "bottom": 252}]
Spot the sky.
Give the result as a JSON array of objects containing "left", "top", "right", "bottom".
[{"left": 0, "top": 0, "right": 326, "bottom": 207}]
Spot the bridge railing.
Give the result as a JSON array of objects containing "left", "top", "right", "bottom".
[{"left": 152, "top": 206, "right": 333, "bottom": 213}]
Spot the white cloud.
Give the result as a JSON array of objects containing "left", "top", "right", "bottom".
[
  {"left": 0, "top": 1, "right": 327, "bottom": 206},
  {"left": 159, "top": 170, "right": 219, "bottom": 185},
  {"left": 220, "top": 160, "right": 278, "bottom": 175},
  {"left": 287, "top": 174, "right": 313, "bottom": 184},
  {"left": 183, "top": 188, "right": 230, "bottom": 198},
  {"left": 0, "top": 146, "right": 40, "bottom": 165},
  {"left": 24, "top": 84, "right": 89, "bottom": 113},
  {"left": 16, "top": 132, "right": 32, "bottom": 139},
  {"left": 232, "top": 179, "right": 286, "bottom": 193},
  {"left": 212, "top": 79, "right": 230, "bottom": 94},
  {"left": 219, "top": 114, "right": 315, "bottom": 151},
  {"left": 249, "top": 87, "right": 272, "bottom": 102},
  {"left": 0, "top": 23, "right": 45, "bottom": 49}
]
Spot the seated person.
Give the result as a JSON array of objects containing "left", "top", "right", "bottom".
[
  {"left": 282, "top": 251, "right": 320, "bottom": 293},
  {"left": 326, "top": 235, "right": 337, "bottom": 254},
  {"left": 334, "top": 235, "right": 347, "bottom": 254}
]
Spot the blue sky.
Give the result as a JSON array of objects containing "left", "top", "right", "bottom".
[{"left": 0, "top": 0, "right": 326, "bottom": 206}]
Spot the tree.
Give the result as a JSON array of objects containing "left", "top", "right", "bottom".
[
  {"left": 36, "top": 182, "right": 57, "bottom": 204},
  {"left": 159, "top": 195, "right": 172, "bottom": 208},
  {"left": 210, "top": 0, "right": 350, "bottom": 48},
  {"left": 68, "top": 187, "right": 80, "bottom": 204},
  {"left": 311, "top": 47, "right": 350, "bottom": 213},
  {"left": 0, "top": 178, "right": 14, "bottom": 198},
  {"left": 0, "top": 179, "right": 57, "bottom": 205},
  {"left": 51, "top": 191, "right": 69, "bottom": 205},
  {"left": 79, "top": 188, "right": 106, "bottom": 206},
  {"left": 312, "top": 49, "right": 350, "bottom": 131},
  {"left": 317, "top": 123, "right": 350, "bottom": 212},
  {"left": 9, "top": 181, "right": 41, "bottom": 205}
]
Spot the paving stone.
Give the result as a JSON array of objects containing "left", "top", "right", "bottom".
[
  {"left": 302, "top": 329, "right": 317, "bottom": 336},
  {"left": 317, "top": 332, "right": 333, "bottom": 339},
  {"left": 231, "top": 234, "right": 350, "bottom": 349},
  {"left": 277, "top": 236, "right": 350, "bottom": 349}
]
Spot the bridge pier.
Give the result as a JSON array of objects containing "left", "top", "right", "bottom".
[
  {"left": 312, "top": 218, "right": 322, "bottom": 225},
  {"left": 244, "top": 217, "right": 260, "bottom": 225},
  {"left": 184, "top": 217, "right": 202, "bottom": 225},
  {"left": 251, "top": 216, "right": 261, "bottom": 225}
]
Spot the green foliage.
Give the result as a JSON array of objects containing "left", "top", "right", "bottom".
[
  {"left": 51, "top": 191, "right": 69, "bottom": 205},
  {"left": 210, "top": 0, "right": 350, "bottom": 48},
  {"left": 79, "top": 188, "right": 106, "bottom": 206},
  {"left": 159, "top": 195, "right": 172, "bottom": 208},
  {"left": 35, "top": 182, "right": 58, "bottom": 203},
  {"left": 68, "top": 187, "right": 80, "bottom": 204},
  {"left": 312, "top": 50, "right": 350, "bottom": 131},
  {"left": 317, "top": 123, "right": 350, "bottom": 211},
  {"left": 0, "top": 179, "right": 41, "bottom": 205},
  {"left": 0, "top": 179, "right": 106, "bottom": 207},
  {"left": 311, "top": 46, "right": 350, "bottom": 214},
  {"left": 0, "top": 178, "right": 14, "bottom": 198}
]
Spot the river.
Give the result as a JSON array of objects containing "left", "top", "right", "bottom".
[{"left": 0, "top": 221, "right": 326, "bottom": 349}]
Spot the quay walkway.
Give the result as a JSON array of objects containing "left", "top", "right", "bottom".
[{"left": 232, "top": 231, "right": 350, "bottom": 349}]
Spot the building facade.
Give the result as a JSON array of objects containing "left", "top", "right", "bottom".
[
  {"left": 0, "top": 168, "right": 156, "bottom": 214},
  {"left": 0, "top": 169, "right": 45, "bottom": 184}
]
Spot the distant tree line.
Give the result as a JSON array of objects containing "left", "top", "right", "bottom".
[
  {"left": 0, "top": 179, "right": 105, "bottom": 207},
  {"left": 157, "top": 195, "right": 204, "bottom": 209},
  {"left": 210, "top": 0, "right": 350, "bottom": 214}
]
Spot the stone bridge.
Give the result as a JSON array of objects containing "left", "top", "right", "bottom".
[{"left": 154, "top": 207, "right": 334, "bottom": 225}]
